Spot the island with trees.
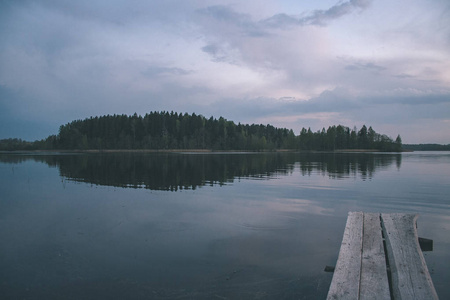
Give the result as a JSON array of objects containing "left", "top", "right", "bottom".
[{"left": 0, "top": 111, "right": 404, "bottom": 152}]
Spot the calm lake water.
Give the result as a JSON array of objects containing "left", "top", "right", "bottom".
[{"left": 0, "top": 151, "right": 449, "bottom": 299}]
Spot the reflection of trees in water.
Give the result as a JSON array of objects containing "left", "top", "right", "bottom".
[
  {"left": 0, "top": 152, "right": 401, "bottom": 190},
  {"left": 297, "top": 153, "right": 402, "bottom": 180},
  {"left": 56, "top": 153, "right": 295, "bottom": 191}
]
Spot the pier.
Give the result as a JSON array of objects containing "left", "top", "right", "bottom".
[{"left": 327, "top": 212, "right": 438, "bottom": 299}]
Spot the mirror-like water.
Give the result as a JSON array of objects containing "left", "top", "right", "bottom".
[{"left": 1, "top": 152, "right": 449, "bottom": 299}]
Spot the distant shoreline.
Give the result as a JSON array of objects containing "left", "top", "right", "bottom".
[{"left": 0, "top": 148, "right": 415, "bottom": 154}]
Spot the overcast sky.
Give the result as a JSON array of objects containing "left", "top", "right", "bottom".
[{"left": 1, "top": 0, "right": 449, "bottom": 143}]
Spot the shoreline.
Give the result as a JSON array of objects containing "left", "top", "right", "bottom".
[{"left": 0, "top": 148, "right": 408, "bottom": 154}]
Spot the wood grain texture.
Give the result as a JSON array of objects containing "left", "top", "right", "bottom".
[
  {"left": 381, "top": 213, "right": 438, "bottom": 300},
  {"left": 327, "top": 212, "right": 364, "bottom": 300},
  {"left": 327, "top": 213, "right": 438, "bottom": 299},
  {"left": 359, "top": 213, "right": 390, "bottom": 300}
]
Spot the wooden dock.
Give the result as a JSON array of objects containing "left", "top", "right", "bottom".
[{"left": 327, "top": 212, "right": 438, "bottom": 300}]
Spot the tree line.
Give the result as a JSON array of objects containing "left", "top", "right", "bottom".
[
  {"left": 402, "top": 144, "right": 450, "bottom": 151},
  {"left": 0, "top": 111, "right": 403, "bottom": 151}
]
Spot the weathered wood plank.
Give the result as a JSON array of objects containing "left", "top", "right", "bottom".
[
  {"left": 381, "top": 213, "right": 438, "bottom": 300},
  {"left": 359, "top": 213, "right": 390, "bottom": 300},
  {"left": 327, "top": 212, "right": 364, "bottom": 300}
]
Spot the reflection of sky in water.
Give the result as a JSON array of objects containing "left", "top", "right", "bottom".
[{"left": 0, "top": 152, "right": 449, "bottom": 299}]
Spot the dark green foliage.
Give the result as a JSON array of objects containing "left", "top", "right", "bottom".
[
  {"left": 0, "top": 138, "right": 37, "bottom": 151},
  {"left": 402, "top": 144, "right": 450, "bottom": 151},
  {"left": 297, "top": 124, "right": 402, "bottom": 152},
  {"left": 51, "top": 112, "right": 300, "bottom": 151},
  {"left": 0, "top": 136, "right": 59, "bottom": 151},
  {"left": 0, "top": 111, "right": 403, "bottom": 151}
]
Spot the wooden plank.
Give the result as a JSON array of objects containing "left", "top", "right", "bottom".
[
  {"left": 327, "top": 212, "right": 364, "bottom": 300},
  {"left": 359, "top": 213, "right": 390, "bottom": 300},
  {"left": 381, "top": 213, "right": 439, "bottom": 300}
]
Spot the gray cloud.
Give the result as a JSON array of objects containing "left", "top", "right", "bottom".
[
  {"left": 308, "top": 0, "right": 371, "bottom": 25},
  {"left": 197, "top": 5, "right": 266, "bottom": 37},
  {"left": 195, "top": 2, "right": 378, "bottom": 93},
  {"left": 201, "top": 44, "right": 230, "bottom": 63},
  {"left": 198, "top": 0, "right": 373, "bottom": 41},
  {"left": 393, "top": 73, "right": 416, "bottom": 79},
  {"left": 142, "top": 66, "right": 192, "bottom": 78},
  {"left": 345, "top": 62, "right": 386, "bottom": 72},
  {"left": 263, "top": 0, "right": 372, "bottom": 28}
]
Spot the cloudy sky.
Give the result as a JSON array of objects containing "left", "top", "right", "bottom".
[{"left": 1, "top": 0, "right": 449, "bottom": 143}]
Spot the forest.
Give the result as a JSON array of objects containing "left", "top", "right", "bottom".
[
  {"left": 0, "top": 111, "right": 403, "bottom": 152},
  {"left": 402, "top": 144, "right": 450, "bottom": 151}
]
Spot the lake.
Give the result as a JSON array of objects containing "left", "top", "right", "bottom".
[{"left": 1, "top": 151, "right": 449, "bottom": 299}]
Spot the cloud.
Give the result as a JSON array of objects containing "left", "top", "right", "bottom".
[
  {"left": 263, "top": 0, "right": 372, "bottom": 28},
  {"left": 195, "top": 2, "right": 385, "bottom": 98},
  {"left": 393, "top": 73, "right": 416, "bottom": 79},
  {"left": 201, "top": 44, "right": 235, "bottom": 63},
  {"left": 197, "top": 5, "right": 266, "bottom": 37},
  {"left": 345, "top": 62, "right": 386, "bottom": 72},
  {"left": 196, "top": 7, "right": 336, "bottom": 96},
  {"left": 142, "top": 66, "right": 192, "bottom": 78}
]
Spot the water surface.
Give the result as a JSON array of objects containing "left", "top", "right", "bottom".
[{"left": 0, "top": 152, "right": 449, "bottom": 299}]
